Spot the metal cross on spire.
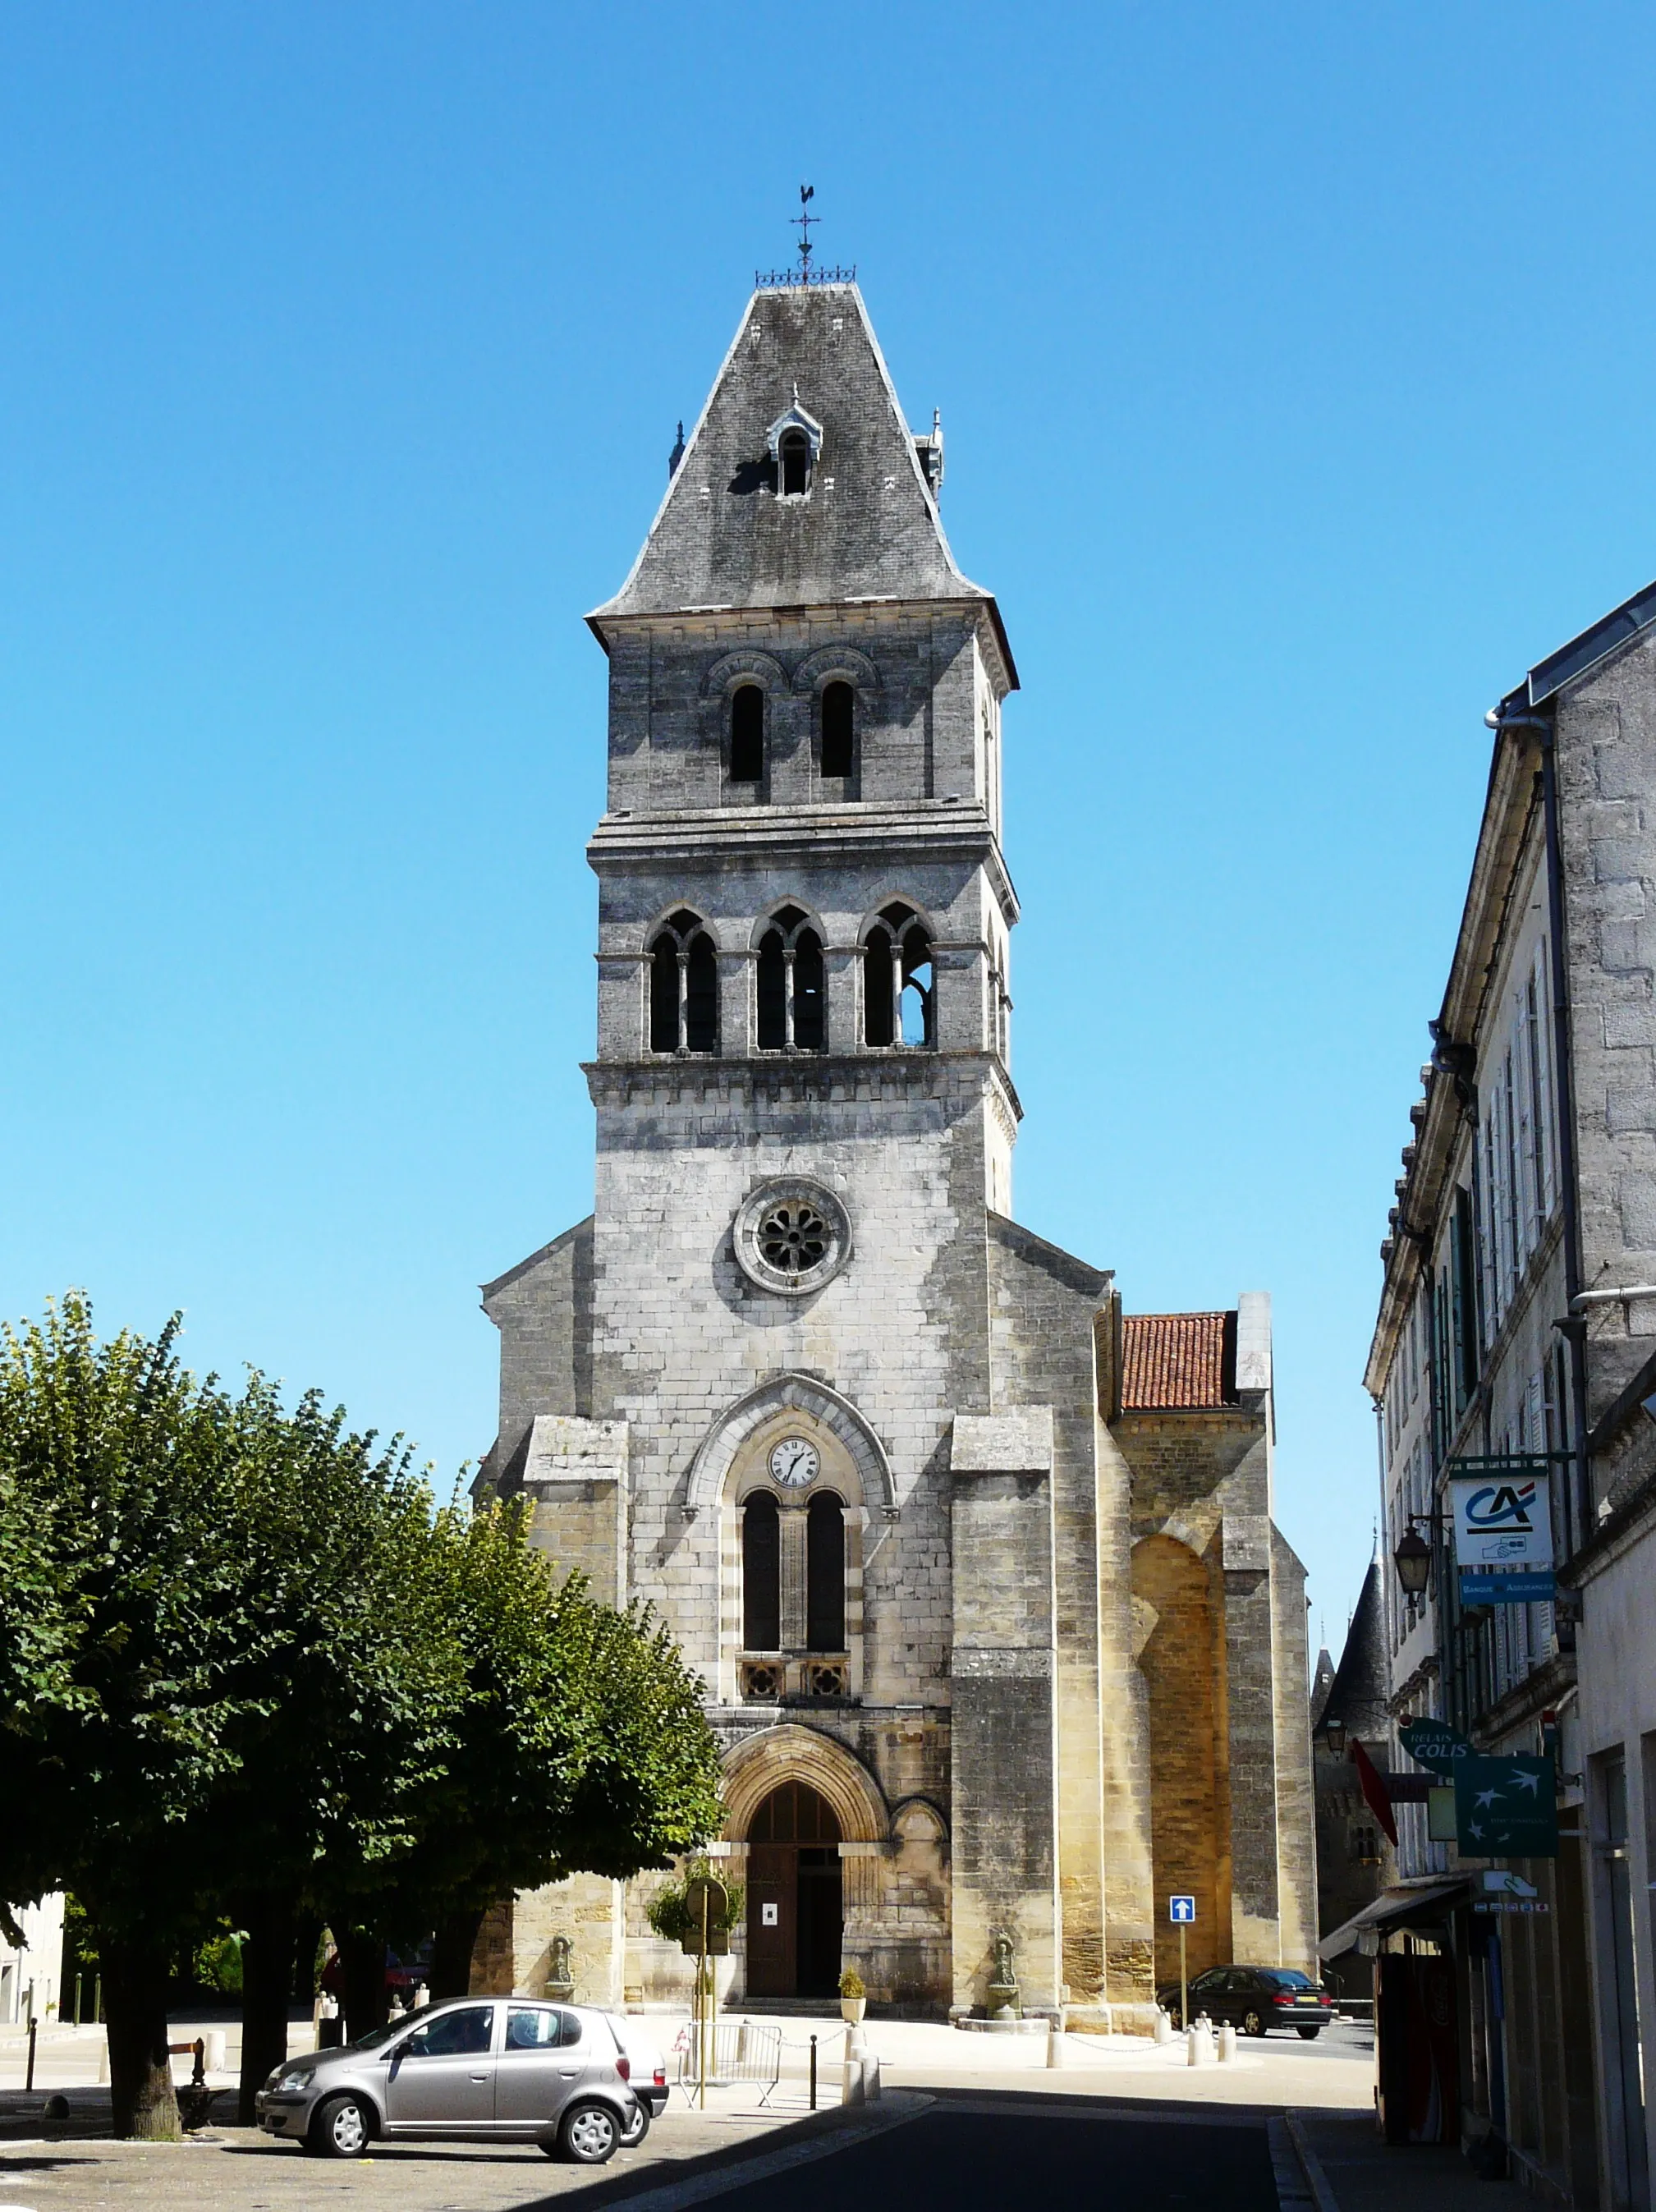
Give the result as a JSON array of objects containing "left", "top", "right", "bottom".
[{"left": 754, "top": 187, "right": 856, "bottom": 289}]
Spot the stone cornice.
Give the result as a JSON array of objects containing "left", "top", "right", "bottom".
[
  {"left": 588, "top": 802, "right": 1021, "bottom": 927},
  {"left": 583, "top": 1047, "right": 1022, "bottom": 1125},
  {"left": 589, "top": 596, "right": 1016, "bottom": 702}
]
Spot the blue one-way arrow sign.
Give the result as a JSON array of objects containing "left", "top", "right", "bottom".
[{"left": 1169, "top": 1895, "right": 1195, "bottom": 1923}]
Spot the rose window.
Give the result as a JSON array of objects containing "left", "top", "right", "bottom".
[
  {"left": 758, "top": 1200, "right": 830, "bottom": 1276},
  {"left": 732, "top": 1177, "right": 852, "bottom": 1296}
]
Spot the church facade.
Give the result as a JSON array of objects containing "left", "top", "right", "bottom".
[{"left": 475, "top": 278, "right": 1315, "bottom": 2024}]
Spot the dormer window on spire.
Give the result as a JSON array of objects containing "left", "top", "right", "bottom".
[{"left": 766, "top": 396, "right": 823, "bottom": 501}]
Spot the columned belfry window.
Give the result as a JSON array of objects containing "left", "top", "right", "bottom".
[
  {"left": 649, "top": 910, "right": 718, "bottom": 1054},
  {"left": 757, "top": 906, "right": 825, "bottom": 1052},
  {"left": 863, "top": 903, "right": 934, "bottom": 1048}
]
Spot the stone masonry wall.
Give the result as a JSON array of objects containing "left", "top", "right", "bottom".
[{"left": 1557, "top": 626, "right": 1656, "bottom": 1430}]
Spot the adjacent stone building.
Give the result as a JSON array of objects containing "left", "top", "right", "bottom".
[
  {"left": 1364, "top": 576, "right": 1656, "bottom": 2197},
  {"left": 476, "top": 276, "right": 1314, "bottom": 2024}
]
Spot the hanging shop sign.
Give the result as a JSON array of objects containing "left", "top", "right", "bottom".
[
  {"left": 1453, "top": 1754, "right": 1557, "bottom": 1857},
  {"left": 1398, "top": 1716, "right": 1476, "bottom": 1774},
  {"left": 1451, "top": 1468, "right": 1554, "bottom": 1602}
]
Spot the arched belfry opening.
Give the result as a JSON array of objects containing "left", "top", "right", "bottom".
[{"left": 745, "top": 1781, "right": 842, "bottom": 1999}]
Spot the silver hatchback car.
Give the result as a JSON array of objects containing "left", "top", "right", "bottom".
[{"left": 256, "top": 1997, "right": 640, "bottom": 2163}]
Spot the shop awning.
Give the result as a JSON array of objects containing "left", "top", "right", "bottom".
[{"left": 1319, "top": 1879, "right": 1468, "bottom": 1961}]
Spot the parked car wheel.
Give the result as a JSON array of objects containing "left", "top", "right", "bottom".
[
  {"left": 617, "top": 2096, "right": 651, "bottom": 2149},
  {"left": 1241, "top": 2008, "right": 1267, "bottom": 2038},
  {"left": 557, "top": 2100, "right": 621, "bottom": 2164},
  {"left": 1296, "top": 2025, "right": 1322, "bottom": 2040},
  {"left": 310, "top": 2094, "right": 372, "bottom": 2159},
  {"left": 1165, "top": 2004, "right": 1183, "bottom": 2031}
]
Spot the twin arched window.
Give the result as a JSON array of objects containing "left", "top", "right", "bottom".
[
  {"left": 729, "top": 679, "right": 856, "bottom": 788},
  {"left": 864, "top": 903, "right": 934, "bottom": 1048},
  {"left": 649, "top": 910, "right": 718, "bottom": 1053},
  {"left": 741, "top": 1489, "right": 845, "bottom": 1651},
  {"left": 757, "top": 906, "right": 824, "bottom": 1052}
]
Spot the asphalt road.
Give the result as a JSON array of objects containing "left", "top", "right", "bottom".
[{"left": 696, "top": 2101, "right": 1280, "bottom": 2212}]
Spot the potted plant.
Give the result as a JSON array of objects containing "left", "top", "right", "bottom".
[
  {"left": 839, "top": 1966, "right": 866, "bottom": 2024},
  {"left": 645, "top": 1860, "right": 745, "bottom": 2008}
]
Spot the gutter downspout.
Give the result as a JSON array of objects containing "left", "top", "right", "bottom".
[{"left": 1493, "top": 704, "right": 1592, "bottom": 1553}]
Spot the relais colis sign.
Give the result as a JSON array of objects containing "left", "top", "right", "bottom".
[{"left": 1450, "top": 1465, "right": 1555, "bottom": 1603}]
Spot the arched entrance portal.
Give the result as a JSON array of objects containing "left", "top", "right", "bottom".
[{"left": 745, "top": 1783, "right": 842, "bottom": 1999}]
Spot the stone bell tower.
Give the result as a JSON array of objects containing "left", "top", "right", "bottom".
[{"left": 479, "top": 275, "right": 1268, "bottom": 2026}]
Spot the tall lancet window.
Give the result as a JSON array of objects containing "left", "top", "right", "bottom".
[
  {"left": 756, "top": 906, "right": 825, "bottom": 1052},
  {"left": 649, "top": 911, "right": 718, "bottom": 1054},
  {"left": 742, "top": 1493, "right": 781, "bottom": 1650},
  {"left": 730, "top": 685, "right": 764, "bottom": 783},
  {"left": 863, "top": 903, "right": 934, "bottom": 1048},
  {"left": 820, "top": 681, "right": 855, "bottom": 779},
  {"left": 805, "top": 1492, "right": 845, "bottom": 1650}
]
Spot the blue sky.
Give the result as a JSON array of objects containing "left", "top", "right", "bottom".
[{"left": 5, "top": 3, "right": 1654, "bottom": 1653}]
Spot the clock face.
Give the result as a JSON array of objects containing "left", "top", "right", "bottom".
[{"left": 769, "top": 1436, "right": 820, "bottom": 1489}]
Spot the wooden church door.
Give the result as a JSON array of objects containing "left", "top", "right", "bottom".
[
  {"left": 744, "top": 1782, "right": 842, "bottom": 1999},
  {"left": 745, "top": 1842, "right": 796, "bottom": 1997}
]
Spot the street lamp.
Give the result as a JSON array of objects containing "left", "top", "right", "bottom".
[
  {"left": 1393, "top": 1525, "right": 1433, "bottom": 1599},
  {"left": 1322, "top": 1713, "right": 1346, "bottom": 1757}
]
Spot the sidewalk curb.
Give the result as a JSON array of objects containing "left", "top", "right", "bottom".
[
  {"left": 546, "top": 2090, "right": 933, "bottom": 2212},
  {"left": 1283, "top": 2110, "right": 1342, "bottom": 2212}
]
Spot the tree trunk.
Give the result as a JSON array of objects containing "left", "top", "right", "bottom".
[
  {"left": 101, "top": 1934, "right": 181, "bottom": 2141},
  {"left": 336, "top": 1926, "right": 388, "bottom": 2044},
  {"left": 236, "top": 1889, "right": 295, "bottom": 2127},
  {"left": 429, "top": 1906, "right": 487, "bottom": 2002},
  {"left": 291, "top": 1912, "right": 323, "bottom": 2010}
]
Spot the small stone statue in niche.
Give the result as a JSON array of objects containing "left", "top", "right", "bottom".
[
  {"left": 986, "top": 1930, "right": 1020, "bottom": 2020},
  {"left": 547, "top": 1934, "right": 576, "bottom": 2001}
]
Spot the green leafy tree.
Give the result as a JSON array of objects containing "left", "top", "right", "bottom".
[
  {"left": 333, "top": 1499, "right": 726, "bottom": 2013},
  {"left": 0, "top": 1296, "right": 727, "bottom": 2136},
  {"left": 0, "top": 1298, "right": 264, "bottom": 2137},
  {"left": 0, "top": 1300, "right": 459, "bottom": 2136}
]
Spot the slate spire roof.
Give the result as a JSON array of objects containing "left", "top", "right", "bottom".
[
  {"left": 590, "top": 283, "right": 1011, "bottom": 679},
  {"left": 1314, "top": 1558, "right": 1389, "bottom": 1746}
]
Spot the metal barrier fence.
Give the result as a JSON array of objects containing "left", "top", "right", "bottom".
[{"left": 677, "top": 2020, "right": 783, "bottom": 2106}]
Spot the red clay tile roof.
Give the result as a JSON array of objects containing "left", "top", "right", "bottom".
[{"left": 1121, "top": 1311, "right": 1236, "bottom": 1410}]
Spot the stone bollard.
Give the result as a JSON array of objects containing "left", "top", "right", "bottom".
[
  {"left": 1154, "top": 2010, "right": 1173, "bottom": 2046},
  {"left": 204, "top": 2031, "right": 227, "bottom": 2075},
  {"left": 1217, "top": 2021, "right": 1237, "bottom": 2064},
  {"left": 842, "top": 2038, "right": 865, "bottom": 2107},
  {"left": 97, "top": 2033, "right": 109, "bottom": 2085},
  {"left": 1186, "top": 2025, "right": 1201, "bottom": 2067},
  {"left": 865, "top": 2054, "right": 883, "bottom": 2102},
  {"left": 1046, "top": 2017, "right": 1065, "bottom": 2069}
]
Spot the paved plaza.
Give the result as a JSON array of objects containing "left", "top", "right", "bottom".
[{"left": 0, "top": 2011, "right": 1430, "bottom": 2212}]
